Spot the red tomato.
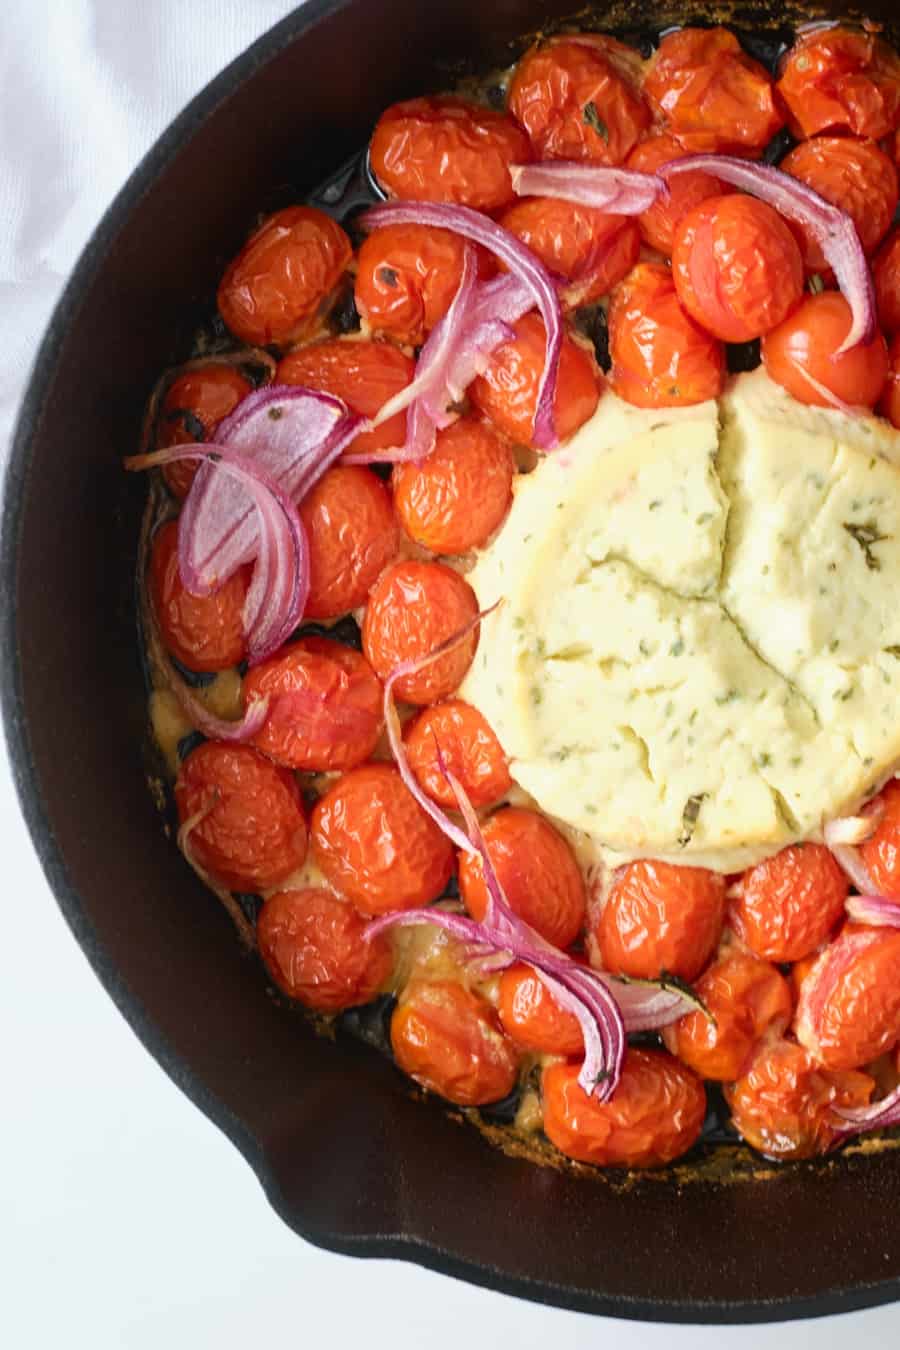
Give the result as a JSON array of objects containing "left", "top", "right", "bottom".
[
  {"left": 860, "top": 780, "right": 900, "bottom": 896},
  {"left": 310, "top": 762, "right": 454, "bottom": 914},
  {"left": 781, "top": 137, "right": 898, "bottom": 272},
  {"left": 158, "top": 365, "right": 252, "bottom": 499},
  {"left": 174, "top": 741, "right": 307, "bottom": 892},
  {"left": 217, "top": 206, "right": 352, "bottom": 346},
  {"left": 392, "top": 416, "right": 514, "bottom": 555},
  {"left": 796, "top": 923, "right": 900, "bottom": 1070},
  {"left": 299, "top": 464, "right": 399, "bottom": 619},
  {"left": 643, "top": 27, "right": 783, "bottom": 154},
  {"left": 762, "top": 292, "right": 889, "bottom": 409},
  {"left": 542, "top": 1049, "right": 706, "bottom": 1168},
  {"left": 151, "top": 521, "right": 247, "bottom": 673},
  {"left": 662, "top": 951, "right": 793, "bottom": 1082},
  {"left": 730, "top": 843, "right": 849, "bottom": 963},
  {"left": 391, "top": 979, "right": 519, "bottom": 1106},
  {"left": 242, "top": 637, "right": 382, "bottom": 772},
  {"left": 404, "top": 698, "right": 512, "bottom": 809},
  {"left": 355, "top": 224, "right": 492, "bottom": 346},
  {"left": 608, "top": 263, "right": 725, "bottom": 408},
  {"left": 879, "top": 332, "right": 900, "bottom": 428},
  {"left": 777, "top": 28, "right": 900, "bottom": 141},
  {"left": 498, "top": 196, "right": 639, "bottom": 308},
  {"left": 362, "top": 560, "right": 478, "bottom": 705},
  {"left": 595, "top": 859, "right": 725, "bottom": 981},
  {"left": 258, "top": 888, "right": 391, "bottom": 1011},
  {"left": 469, "top": 311, "right": 600, "bottom": 447},
  {"left": 277, "top": 338, "right": 414, "bottom": 460},
  {"left": 874, "top": 228, "right": 900, "bottom": 335},
  {"left": 498, "top": 963, "right": 583, "bottom": 1056},
  {"left": 625, "top": 133, "right": 724, "bottom": 255},
  {"left": 369, "top": 96, "right": 531, "bottom": 212},
  {"left": 672, "top": 195, "right": 804, "bottom": 343},
  {"left": 458, "top": 806, "right": 586, "bottom": 950},
  {"left": 508, "top": 35, "right": 650, "bottom": 166}
]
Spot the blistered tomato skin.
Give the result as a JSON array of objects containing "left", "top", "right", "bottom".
[
  {"left": 874, "top": 228, "right": 900, "bottom": 336},
  {"left": 175, "top": 741, "right": 308, "bottom": 892},
  {"left": 158, "top": 365, "right": 252, "bottom": 499},
  {"left": 778, "top": 28, "right": 900, "bottom": 141},
  {"left": 762, "top": 292, "right": 889, "bottom": 410},
  {"left": 391, "top": 979, "right": 519, "bottom": 1106},
  {"left": 498, "top": 963, "right": 583, "bottom": 1056},
  {"left": 796, "top": 924, "right": 900, "bottom": 1071},
  {"left": 663, "top": 951, "right": 793, "bottom": 1082},
  {"left": 242, "top": 637, "right": 382, "bottom": 772},
  {"left": 860, "top": 780, "right": 900, "bottom": 896},
  {"left": 369, "top": 96, "right": 531, "bottom": 212},
  {"left": 258, "top": 888, "right": 391, "bottom": 1011},
  {"left": 151, "top": 521, "right": 248, "bottom": 673},
  {"left": 404, "top": 699, "right": 512, "bottom": 809},
  {"left": 311, "top": 762, "right": 454, "bottom": 915},
  {"left": 277, "top": 339, "right": 415, "bottom": 460},
  {"left": 299, "top": 465, "right": 399, "bottom": 619},
  {"left": 879, "top": 333, "right": 900, "bottom": 430},
  {"left": 542, "top": 1049, "right": 707, "bottom": 1168},
  {"left": 217, "top": 206, "right": 352, "bottom": 346},
  {"left": 498, "top": 196, "right": 640, "bottom": 308},
  {"left": 781, "top": 137, "right": 898, "bottom": 272},
  {"left": 458, "top": 806, "right": 586, "bottom": 950},
  {"left": 625, "top": 134, "right": 724, "bottom": 255},
  {"left": 596, "top": 859, "right": 725, "bottom": 982},
  {"left": 355, "top": 225, "right": 491, "bottom": 346},
  {"left": 730, "top": 843, "right": 849, "bottom": 963}
]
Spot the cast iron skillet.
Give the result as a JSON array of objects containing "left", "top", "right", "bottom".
[{"left": 4, "top": 0, "right": 900, "bottom": 1323}]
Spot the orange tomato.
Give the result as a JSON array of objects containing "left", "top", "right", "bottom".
[
  {"left": 860, "top": 780, "right": 900, "bottom": 896},
  {"left": 498, "top": 196, "right": 639, "bottom": 307},
  {"left": 762, "top": 292, "right": 889, "bottom": 409},
  {"left": 404, "top": 698, "right": 512, "bottom": 809},
  {"left": 777, "top": 27, "right": 900, "bottom": 141},
  {"left": 730, "top": 843, "right": 849, "bottom": 963},
  {"left": 595, "top": 859, "right": 725, "bottom": 981},
  {"left": 299, "top": 464, "right": 399, "bottom": 619},
  {"left": 258, "top": 887, "right": 391, "bottom": 1011},
  {"left": 277, "top": 338, "right": 414, "bottom": 460},
  {"left": 874, "top": 227, "right": 900, "bottom": 334},
  {"left": 151, "top": 521, "right": 248, "bottom": 673},
  {"left": 355, "top": 224, "right": 492, "bottom": 346},
  {"left": 174, "top": 741, "right": 307, "bottom": 892},
  {"left": 625, "top": 133, "right": 724, "bottom": 255},
  {"left": 497, "top": 963, "right": 583, "bottom": 1056},
  {"left": 311, "top": 762, "right": 454, "bottom": 914},
  {"left": 796, "top": 923, "right": 900, "bottom": 1070},
  {"left": 542, "top": 1049, "right": 706, "bottom": 1168},
  {"left": 781, "top": 136, "right": 898, "bottom": 272},
  {"left": 391, "top": 979, "right": 519, "bottom": 1106},
  {"left": 458, "top": 806, "right": 585, "bottom": 950},
  {"left": 217, "top": 206, "right": 352, "bottom": 346},
  {"left": 879, "top": 332, "right": 900, "bottom": 428},
  {"left": 158, "top": 365, "right": 252, "bottom": 499}
]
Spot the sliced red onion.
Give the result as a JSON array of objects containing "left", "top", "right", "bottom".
[
  {"left": 175, "top": 687, "right": 269, "bottom": 744},
  {"left": 831, "top": 1082, "right": 900, "bottom": 1140},
  {"left": 845, "top": 895, "right": 900, "bottom": 928},
  {"left": 824, "top": 811, "right": 882, "bottom": 848},
  {"left": 828, "top": 842, "right": 878, "bottom": 895},
  {"left": 786, "top": 357, "right": 865, "bottom": 416},
  {"left": 177, "top": 803, "right": 256, "bottom": 948},
  {"left": 510, "top": 161, "right": 666, "bottom": 214}
]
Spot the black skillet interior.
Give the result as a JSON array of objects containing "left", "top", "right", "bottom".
[{"left": 4, "top": 0, "right": 900, "bottom": 1323}]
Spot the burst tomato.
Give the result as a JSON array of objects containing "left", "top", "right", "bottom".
[
  {"left": 730, "top": 843, "right": 849, "bottom": 963},
  {"left": 393, "top": 417, "right": 514, "bottom": 555},
  {"left": 596, "top": 859, "right": 725, "bottom": 981},
  {"left": 158, "top": 365, "right": 252, "bottom": 499},
  {"left": 625, "top": 133, "right": 724, "bottom": 255},
  {"left": 151, "top": 521, "right": 248, "bottom": 673},
  {"left": 781, "top": 136, "right": 898, "bottom": 272},
  {"left": 860, "top": 780, "right": 900, "bottom": 896},
  {"left": 498, "top": 963, "right": 583, "bottom": 1056},
  {"left": 404, "top": 698, "right": 512, "bottom": 809},
  {"left": 277, "top": 338, "right": 414, "bottom": 460},
  {"left": 762, "top": 292, "right": 889, "bottom": 409},
  {"left": 874, "top": 227, "right": 900, "bottom": 335},
  {"left": 299, "top": 464, "right": 399, "bottom": 619},
  {"left": 796, "top": 923, "right": 900, "bottom": 1071},
  {"left": 355, "top": 224, "right": 492, "bottom": 346},
  {"left": 258, "top": 887, "right": 391, "bottom": 1011},
  {"left": 777, "top": 27, "right": 900, "bottom": 141},
  {"left": 879, "top": 332, "right": 900, "bottom": 429},
  {"left": 498, "top": 196, "right": 639, "bottom": 308},
  {"left": 391, "top": 979, "right": 519, "bottom": 1106}
]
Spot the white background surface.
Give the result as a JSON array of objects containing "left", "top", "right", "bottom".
[{"left": 3, "top": 2, "right": 900, "bottom": 1345}]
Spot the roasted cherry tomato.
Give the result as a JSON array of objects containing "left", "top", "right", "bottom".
[
  {"left": 860, "top": 780, "right": 900, "bottom": 896},
  {"left": 643, "top": 27, "right": 783, "bottom": 154},
  {"left": 369, "top": 95, "right": 531, "bottom": 212},
  {"left": 391, "top": 978, "right": 519, "bottom": 1106},
  {"left": 726, "top": 1039, "right": 873, "bottom": 1160},
  {"left": 498, "top": 963, "right": 583, "bottom": 1056},
  {"left": 596, "top": 859, "right": 725, "bottom": 981},
  {"left": 175, "top": 741, "right": 308, "bottom": 892},
  {"left": 158, "top": 365, "right": 252, "bottom": 499},
  {"left": 542, "top": 1049, "right": 706, "bottom": 1168},
  {"left": 258, "top": 887, "right": 391, "bottom": 1011},
  {"left": 277, "top": 338, "right": 415, "bottom": 460},
  {"left": 362, "top": 560, "right": 479, "bottom": 705},
  {"left": 498, "top": 196, "right": 639, "bottom": 308},
  {"left": 608, "top": 263, "right": 725, "bottom": 409},
  {"left": 311, "top": 762, "right": 454, "bottom": 914},
  {"left": 730, "top": 843, "right": 849, "bottom": 963},
  {"left": 796, "top": 923, "right": 900, "bottom": 1070},
  {"left": 879, "top": 332, "right": 900, "bottom": 429},
  {"left": 625, "top": 133, "right": 724, "bottom": 255},
  {"left": 458, "top": 806, "right": 586, "bottom": 950},
  {"left": 217, "top": 206, "right": 352, "bottom": 346},
  {"left": 777, "top": 27, "right": 900, "bottom": 142},
  {"left": 762, "top": 292, "right": 889, "bottom": 409},
  {"left": 874, "top": 227, "right": 900, "bottom": 335},
  {"left": 672, "top": 195, "right": 804, "bottom": 343},
  {"left": 663, "top": 951, "right": 793, "bottom": 1082},
  {"left": 355, "top": 224, "right": 492, "bottom": 346},
  {"left": 299, "top": 464, "right": 399, "bottom": 619},
  {"left": 508, "top": 35, "right": 650, "bottom": 166},
  {"left": 151, "top": 521, "right": 248, "bottom": 673},
  {"left": 393, "top": 416, "right": 514, "bottom": 554},
  {"left": 404, "top": 698, "right": 512, "bottom": 809},
  {"left": 781, "top": 136, "right": 898, "bottom": 272},
  {"left": 469, "top": 312, "right": 600, "bottom": 447},
  {"left": 243, "top": 637, "right": 382, "bottom": 772}
]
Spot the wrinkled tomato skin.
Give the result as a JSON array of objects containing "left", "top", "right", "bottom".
[
  {"left": 175, "top": 741, "right": 308, "bottom": 892},
  {"left": 860, "top": 781, "right": 900, "bottom": 897},
  {"left": 299, "top": 464, "right": 399, "bottom": 619},
  {"left": 777, "top": 28, "right": 900, "bottom": 141},
  {"left": 542, "top": 1049, "right": 707, "bottom": 1168},
  {"left": 158, "top": 365, "right": 252, "bottom": 499},
  {"left": 625, "top": 134, "right": 724, "bottom": 255},
  {"left": 370, "top": 96, "right": 531, "bottom": 212},
  {"left": 498, "top": 196, "right": 639, "bottom": 308},
  {"left": 663, "top": 951, "right": 793, "bottom": 1082},
  {"left": 796, "top": 923, "right": 900, "bottom": 1071},
  {"left": 595, "top": 859, "right": 725, "bottom": 981},
  {"left": 404, "top": 698, "right": 512, "bottom": 809},
  {"left": 151, "top": 521, "right": 248, "bottom": 673},
  {"left": 258, "top": 887, "right": 391, "bottom": 1011},
  {"left": 879, "top": 333, "right": 900, "bottom": 430},
  {"left": 508, "top": 35, "right": 650, "bottom": 167},
  {"left": 458, "top": 806, "right": 586, "bottom": 950},
  {"left": 643, "top": 27, "right": 783, "bottom": 154},
  {"left": 277, "top": 339, "right": 415, "bottom": 459},
  {"left": 469, "top": 311, "right": 600, "bottom": 447},
  {"left": 362, "top": 560, "right": 479, "bottom": 705},
  {"left": 726, "top": 1039, "right": 873, "bottom": 1161},
  {"left": 217, "top": 206, "right": 352, "bottom": 346},
  {"left": 781, "top": 137, "right": 898, "bottom": 273},
  {"left": 673, "top": 195, "right": 804, "bottom": 343},
  {"left": 242, "top": 637, "right": 382, "bottom": 772},
  {"left": 311, "top": 762, "right": 454, "bottom": 915},
  {"left": 392, "top": 417, "right": 515, "bottom": 555},
  {"left": 762, "top": 292, "right": 889, "bottom": 409},
  {"left": 391, "top": 979, "right": 519, "bottom": 1106},
  {"left": 355, "top": 224, "right": 492, "bottom": 346},
  {"left": 730, "top": 843, "right": 849, "bottom": 963},
  {"left": 608, "top": 263, "right": 725, "bottom": 409},
  {"left": 874, "top": 228, "right": 900, "bottom": 335},
  {"left": 498, "top": 963, "right": 583, "bottom": 1056}
]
